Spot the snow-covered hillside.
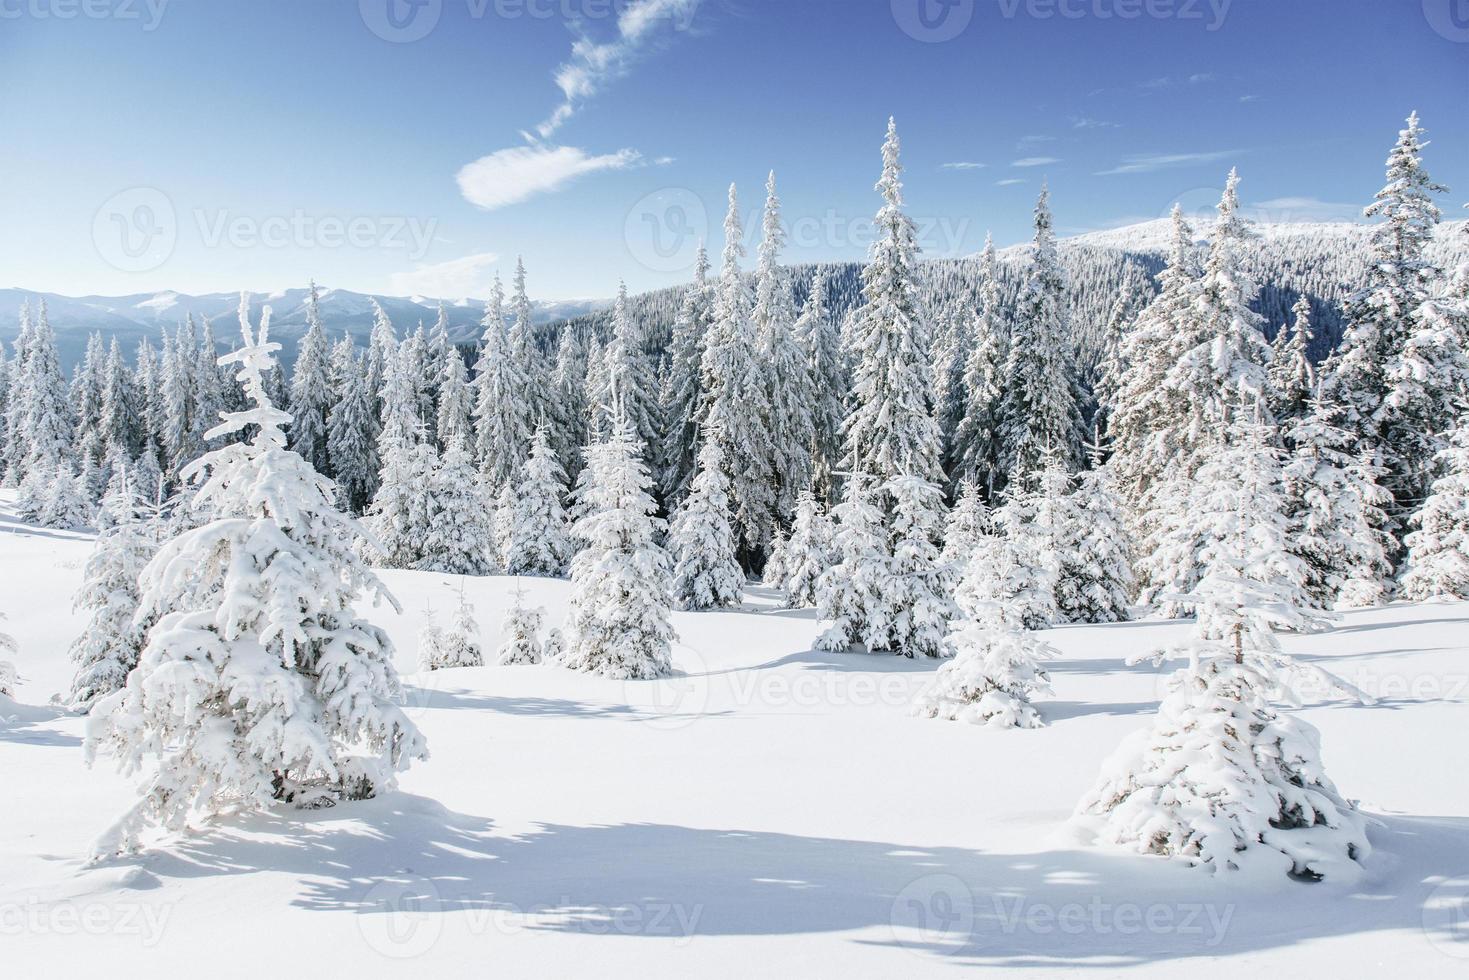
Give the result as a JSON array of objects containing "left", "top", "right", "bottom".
[{"left": 3, "top": 506, "right": 1467, "bottom": 977}]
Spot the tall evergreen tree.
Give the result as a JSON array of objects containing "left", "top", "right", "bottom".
[
  {"left": 327, "top": 350, "right": 381, "bottom": 514},
  {"left": 953, "top": 235, "right": 1007, "bottom": 494},
  {"left": 1268, "top": 296, "right": 1318, "bottom": 427},
  {"left": 796, "top": 272, "right": 846, "bottom": 504},
  {"left": 668, "top": 435, "right": 745, "bottom": 611},
  {"left": 1400, "top": 413, "right": 1469, "bottom": 601},
  {"left": 288, "top": 282, "right": 333, "bottom": 474},
  {"left": 505, "top": 426, "right": 574, "bottom": 577},
  {"left": 600, "top": 282, "right": 660, "bottom": 460},
  {"left": 472, "top": 277, "right": 530, "bottom": 488},
  {"left": 660, "top": 245, "right": 714, "bottom": 507}
]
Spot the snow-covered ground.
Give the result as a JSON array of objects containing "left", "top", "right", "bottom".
[{"left": 3, "top": 509, "right": 1468, "bottom": 977}]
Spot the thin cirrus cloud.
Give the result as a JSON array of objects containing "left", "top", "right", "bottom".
[
  {"left": 1012, "top": 156, "right": 1060, "bottom": 168},
  {"left": 996, "top": 178, "right": 1026, "bottom": 186},
  {"left": 389, "top": 251, "right": 501, "bottom": 300},
  {"left": 457, "top": 144, "right": 643, "bottom": 211},
  {"left": 1095, "top": 150, "right": 1238, "bottom": 176},
  {"left": 942, "top": 161, "right": 987, "bottom": 170}
]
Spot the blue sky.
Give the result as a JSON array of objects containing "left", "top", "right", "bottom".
[{"left": 1, "top": 0, "right": 1465, "bottom": 301}]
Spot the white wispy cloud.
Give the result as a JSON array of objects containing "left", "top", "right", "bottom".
[
  {"left": 1095, "top": 150, "right": 1237, "bottom": 176},
  {"left": 390, "top": 252, "right": 501, "bottom": 299},
  {"left": 1012, "top": 156, "right": 1060, "bottom": 168},
  {"left": 537, "top": 0, "right": 702, "bottom": 138},
  {"left": 457, "top": 144, "right": 642, "bottom": 210},
  {"left": 1071, "top": 116, "right": 1118, "bottom": 130},
  {"left": 942, "top": 161, "right": 987, "bottom": 170},
  {"left": 996, "top": 178, "right": 1026, "bottom": 186}
]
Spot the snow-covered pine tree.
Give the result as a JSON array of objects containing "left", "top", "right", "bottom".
[
  {"left": 366, "top": 299, "right": 397, "bottom": 421},
  {"left": 498, "top": 588, "right": 546, "bottom": 666},
  {"left": 952, "top": 235, "right": 1006, "bottom": 493},
  {"left": 85, "top": 296, "right": 427, "bottom": 854},
  {"left": 367, "top": 350, "right": 436, "bottom": 569},
  {"left": 437, "top": 587, "right": 485, "bottom": 668},
  {"left": 941, "top": 479, "right": 993, "bottom": 572},
  {"left": 288, "top": 282, "right": 333, "bottom": 474},
  {"left": 1, "top": 301, "right": 34, "bottom": 484},
  {"left": 549, "top": 328, "right": 590, "bottom": 486},
  {"left": 472, "top": 277, "right": 532, "bottom": 488},
  {"left": 931, "top": 307, "right": 969, "bottom": 478},
  {"left": 914, "top": 519, "right": 1058, "bottom": 729},
  {"left": 754, "top": 172, "right": 815, "bottom": 522},
  {"left": 668, "top": 434, "right": 744, "bottom": 611},
  {"left": 1077, "top": 419, "right": 1370, "bottom": 878},
  {"left": 563, "top": 420, "right": 676, "bottom": 679},
  {"left": 701, "top": 184, "right": 776, "bottom": 561},
  {"left": 1321, "top": 112, "right": 1446, "bottom": 506},
  {"left": 40, "top": 460, "right": 93, "bottom": 529},
  {"left": 795, "top": 272, "right": 846, "bottom": 504},
  {"left": 72, "top": 332, "right": 107, "bottom": 468},
  {"left": 505, "top": 426, "right": 574, "bottom": 577},
  {"left": 508, "top": 256, "right": 550, "bottom": 439},
  {"left": 17, "top": 301, "right": 74, "bottom": 488},
  {"left": 762, "top": 528, "right": 791, "bottom": 592},
  {"left": 420, "top": 433, "right": 496, "bottom": 575},
  {"left": 992, "top": 471, "right": 1060, "bottom": 631},
  {"left": 1056, "top": 450, "right": 1136, "bottom": 624},
  {"left": 0, "top": 615, "right": 16, "bottom": 699},
  {"left": 843, "top": 118, "right": 941, "bottom": 485},
  {"left": 99, "top": 338, "right": 141, "bottom": 460},
  {"left": 781, "top": 489, "right": 834, "bottom": 609},
  {"left": 434, "top": 345, "right": 474, "bottom": 454},
  {"left": 66, "top": 465, "right": 163, "bottom": 712},
  {"left": 1400, "top": 413, "right": 1469, "bottom": 600},
  {"left": 881, "top": 473, "right": 957, "bottom": 658},
  {"left": 599, "top": 282, "right": 660, "bottom": 461},
  {"left": 660, "top": 245, "right": 714, "bottom": 507},
  {"left": 191, "top": 318, "right": 227, "bottom": 450},
  {"left": 1284, "top": 395, "right": 1395, "bottom": 609},
  {"left": 327, "top": 348, "right": 380, "bottom": 513},
  {"left": 998, "top": 185, "right": 1085, "bottom": 483},
  {"left": 1268, "top": 296, "right": 1318, "bottom": 427},
  {"left": 814, "top": 476, "right": 890, "bottom": 652}
]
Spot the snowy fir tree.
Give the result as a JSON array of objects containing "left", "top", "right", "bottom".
[
  {"left": 366, "top": 299, "right": 397, "bottom": 420},
  {"left": 1269, "top": 296, "right": 1318, "bottom": 427},
  {"left": 1056, "top": 451, "right": 1137, "bottom": 624},
  {"left": 814, "top": 477, "right": 890, "bottom": 652},
  {"left": 421, "top": 588, "right": 484, "bottom": 670},
  {"left": 472, "top": 277, "right": 531, "bottom": 488},
  {"left": 191, "top": 318, "right": 227, "bottom": 451},
  {"left": 0, "top": 615, "right": 15, "bottom": 699},
  {"left": 842, "top": 118, "right": 941, "bottom": 484},
  {"left": 1284, "top": 396, "right": 1395, "bottom": 609},
  {"left": 287, "top": 282, "right": 332, "bottom": 474},
  {"left": 915, "top": 524, "right": 1058, "bottom": 729},
  {"left": 931, "top": 307, "right": 971, "bottom": 477},
  {"left": 504, "top": 426, "right": 574, "bottom": 577},
  {"left": 420, "top": 434, "right": 497, "bottom": 576},
  {"left": 367, "top": 352, "right": 436, "bottom": 569},
  {"left": 660, "top": 245, "right": 713, "bottom": 507},
  {"left": 498, "top": 588, "right": 547, "bottom": 666},
  {"left": 780, "top": 490, "right": 834, "bottom": 609},
  {"left": 1077, "top": 437, "right": 1371, "bottom": 879},
  {"left": 563, "top": 420, "right": 677, "bottom": 679},
  {"left": 991, "top": 473, "right": 1061, "bottom": 631},
  {"left": 794, "top": 271, "right": 846, "bottom": 503},
  {"left": 508, "top": 257, "right": 550, "bottom": 438},
  {"left": 1400, "top": 414, "right": 1469, "bottom": 601},
  {"left": 600, "top": 282, "right": 661, "bottom": 459},
  {"left": 668, "top": 434, "right": 745, "bottom": 611},
  {"left": 754, "top": 171, "right": 815, "bottom": 522},
  {"left": 85, "top": 296, "right": 427, "bottom": 854},
  {"left": 327, "top": 349, "right": 380, "bottom": 513},
  {"left": 998, "top": 185, "right": 1085, "bottom": 482},
  {"left": 881, "top": 473, "right": 958, "bottom": 658},
  {"left": 952, "top": 235, "right": 1006, "bottom": 493},
  {"left": 549, "top": 328, "right": 590, "bottom": 485},
  {"left": 434, "top": 335, "right": 475, "bottom": 451},
  {"left": 941, "top": 479, "right": 994, "bottom": 573},
  {"left": 66, "top": 466, "right": 163, "bottom": 712},
  {"left": 700, "top": 184, "right": 776, "bottom": 561},
  {"left": 762, "top": 528, "right": 791, "bottom": 592}
]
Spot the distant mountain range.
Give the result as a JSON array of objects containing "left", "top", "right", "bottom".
[{"left": 0, "top": 287, "right": 610, "bottom": 369}]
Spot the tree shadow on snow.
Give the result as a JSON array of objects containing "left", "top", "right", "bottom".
[
  {"left": 98, "top": 792, "right": 1469, "bottom": 968},
  {"left": 0, "top": 697, "right": 82, "bottom": 747}
]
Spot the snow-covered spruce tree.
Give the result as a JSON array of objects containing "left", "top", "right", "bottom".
[
  {"left": 367, "top": 351, "right": 436, "bottom": 569},
  {"left": 420, "top": 433, "right": 496, "bottom": 576},
  {"left": 914, "top": 521, "right": 1058, "bottom": 729},
  {"left": 155, "top": 330, "right": 193, "bottom": 478},
  {"left": 327, "top": 349, "right": 380, "bottom": 514},
  {"left": 40, "top": 461, "right": 94, "bottom": 529},
  {"left": 563, "top": 419, "right": 677, "bottom": 679},
  {"left": 399, "top": 323, "right": 437, "bottom": 446},
  {"left": 1269, "top": 296, "right": 1318, "bottom": 428},
  {"left": 1056, "top": 452, "right": 1136, "bottom": 624},
  {"left": 1, "top": 301, "right": 34, "bottom": 484},
  {"left": 599, "top": 282, "right": 661, "bottom": 461},
  {"left": 843, "top": 118, "right": 941, "bottom": 485},
  {"left": 435, "top": 338, "right": 474, "bottom": 451},
  {"left": 998, "top": 186, "right": 1085, "bottom": 483},
  {"left": 99, "top": 338, "right": 142, "bottom": 461},
  {"left": 505, "top": 426, "right": 574, "bottom": 577},
  {"left": 701, "top": 184, "right": 776, "bottom": 561},
  {"left": 416, "top": 614, "right": 447, "bottom": 672},
  {"left": 781, "top": 490, "right": 834, "bottom": 609},
  {"left": 472, "top": 277, "right": 532, "bottom": 488},
  {"left": 991, "top": 472, "right": 1060, "bottom": 631},
  {"left": 191, "top": 318, "right": 227, "bottom": 451},
  {"left": 931, "top": 307, "right": 970, "bottom": 477},
  {"left": 508, "top": 257, "right": 550, "bottom": 436},
  {"left": 1400, "top": 414, "right": 1469, "bottom": 600},
  {"left": 668, "top": 435, "right": 744, "bottom": 611},
  {"left": 366, "top": 299, "right": 397, "bottom": 421},
  {"left": 73, "top": 332, "right": 107, "bottom": 468},
  {"left": 85, "top": 297, "right": 427, "bottom": 854},
  {"left": 952, "top": 234, "right": 1006, "bottom": 493},
  {"left": 288, "top": 282, "right": 333, "bottom": 474},
  {"left": 1284, "top": 395, "right": 1395, "bottom": 609},
  {"left": 1077, "top": 432, "right": 1370, "bottom": 879},
  {"left": 67, "top": 466, "right": 163, "bottom": 712},
  {"left": 814, "top": 476, "right": 891, "bottom": 652},
  {"left": 549, "top": 328, "right": 590, "bottom": 486},
  {"left": 795, "top": 272, "right": 846, "bottom": 503},
  {"left": 498, "top": 590, "right": 546, "bottom": 666},
  {"left": 17, "top": 301, "right": 74, "bottom": 491},
  {"left": 0, "top": 616, "right": 16, "bottom": 699},
  {"left": 762, "top": 528, "right": 791, "bottom": 592},
  {"left": 438, "top": 587, "right": 485, "bottom": 668},
  {"left": 1321, "top": 112, "right": 1445, "bottom": 503},
  {"left": 754, "top": 172, "right": 815, "bottom": 521},
  {"left": 942, "top": 479, "right": 994, "bottom": 572},
  {"left": 663, "top": 245, "right": 713, "bottom": 511},
  {"left": 881, "top": 473, "right": 958, "bottom": 659},
  {"left": 583, "top": 333, "right": 609, "bottom": 444}
]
